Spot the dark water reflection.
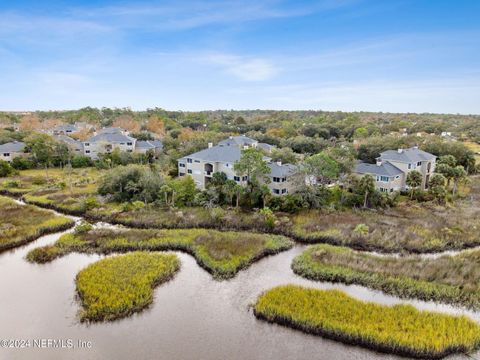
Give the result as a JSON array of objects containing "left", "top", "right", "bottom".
[{"left": 0, "top": 229, "right": 476, "bottom": 360}]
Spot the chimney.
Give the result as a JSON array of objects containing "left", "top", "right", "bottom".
[
  {"left": 276, "top": 160, "right": 282, "bottom": 166},
  {"left": 413, "top": 145, "right": 418, "bottom": 149},
  {"left": 208, "top": 142, "right": 213, "bottom": 148},
  {"left": 376, "top": 159, "right": 382, "bottom": 166},
  {"left": 397, "top": 148, "right": 403, "bottom": 154},
  {"left": 229, "top": 136, "right": 233, "bottom": 139}
]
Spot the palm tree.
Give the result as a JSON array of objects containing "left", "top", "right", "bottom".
[
  {"left": 359, "top": 175, "right": 375, "bottom": 208},
  {"left": 406, "top": 170, "right": 422, "bottom": 199}
]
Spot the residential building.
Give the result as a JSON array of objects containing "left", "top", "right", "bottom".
[
  {"left": 82, "top": 127, "right": 136, "bottom": 159},
  {"left": 54, "top": 135, "right": 84, "bottom": 154},
  {"left": 135, "top": 140, "right": 164, "bottom": 155},
  {"left": 0, "top": 141, "right": 26, "bottom": 162},
  {"left": 354, "top": 147, "right": 436, "bottom": 192},
  {"left": 177, "top": 136, "right": 298, "bottom": 195}
]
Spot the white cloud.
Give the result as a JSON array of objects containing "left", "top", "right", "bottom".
[{"left": 205, "top": 53, "right": 279, "bottom": 81}]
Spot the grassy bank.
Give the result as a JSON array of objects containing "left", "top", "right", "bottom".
[
  {"left": 76, "top": 252, "right": 180, "bottom": 322},
  {"left": 0, "top": 196, "right": 75, "bottom": 251},
  {"left": 254, "top": 285, "right": 480, "bottom": 359},
  {"left": 27, "top": 227, "right": 293, "bottom": 279},
  {"left": 292, "top": 244, "right": 480, "bottom": 309}
]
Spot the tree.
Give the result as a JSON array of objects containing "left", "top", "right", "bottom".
[
  {"left": 112, "top": 115, "right": 141, "bottom": 133},
  {"left": 146, "top": 115, "right": 166, "bottom": 138},
  {"left": 234, "top": 148, "right": 270, "bottom": 184},
  {"left": 406, "top": 170, "right": 422, "bottom": 199},
  {"left": 358, "top": 174, "right": 375, "bottom": 208},
  {"left": 270, "top": 147, "right": 297, "bottom": 164},
  {"left": 451, "top": 165, "right": 467, "bottom": 196},
  {"left": 0, "top": 160, "right": 13, "bottom": 177},
  {"left": 304, "top": 152, "right": 340, "bottom": 185},
  {"left": 223, "top": 179, "right": 238, "bottom": 206},
  {"left": 24, "top": 133, "right": 62, "bottom": 180},
  {"left": 429, "top": 173, "right": 447, "bottom": 204}
]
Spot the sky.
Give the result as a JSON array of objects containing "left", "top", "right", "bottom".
[{"left": 0, "top": 0, "right": 479, "bottom": 113}]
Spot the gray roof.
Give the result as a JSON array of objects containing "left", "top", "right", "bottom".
[
  {"left": 136, "top": 140, "right": 163, "bottom": 150},
  {"left": 218, "top": 135, "right": 257, "bottom": 147},
  {"left": 268, "top": 162, "right": 298, "bottom": 177},
  {"left": 54, "top": 124, "right": 77, "bottom": 132},
  {"left": 54, "top": 135, "right": 83, "bottom": 151},
  {"left": 379, "top": 147, "right": 436, "bottom": 163},
  {"left": 355, "top": 161, "right": 403, "bottom": 177},
  {"left": 258, "top": 142, "right": 275, "bottom": 152},
  {"left": 97, "top": 127, "right": 125, "bottom": 134},
  {"left": 0, "top": 141, "right": 25, "bottom": 153},
  {"left": 86, "top": 132, "right": 136, "bottom": 143},
  {"left": 179, "top": 145, "right": 242, "bottom": 163}
]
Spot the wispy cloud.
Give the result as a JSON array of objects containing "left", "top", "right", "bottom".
[{"left": 204, "top": 53, "right": 279, "bottom": 81}]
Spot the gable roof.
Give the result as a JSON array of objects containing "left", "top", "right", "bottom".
[
  {"left": 97, "top": 127, "right": 125, "bottom": 134},
  {"left": 218, "top": 135, "right": 257, "bottom": 147},
  {"left": 136, "top": 140, "right": 163, "bottom": 150},
  {"left": 53, "top": 124, "right": 77, "bottom": 132},
  {"left": 179, "top": 145, "right": 242, "bottom": 163},
  {"left": 0, "top": 141, "right": 25, "bottom": 153},
  {"left": 355, "top": 161, "right": 404, "bottom": 177},
  {"left": 379, "top": 147, "right": 436, "bottom": 163},
  {"left": 258, "top": 142, "right": 275, "bottom": 152},
  {"left": 86, "top": 132, "right": 136, "bottom": 144},
  {"left": 268, "top": 162, "right": 298, "bottom": 177},
  {"left": 54, "top": 135, "right": 83, "bottom": 151}
]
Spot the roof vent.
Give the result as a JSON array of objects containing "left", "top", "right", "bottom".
[
  {"left": 276, "top": 161, "right": 282, "bottom": 166},
  {"left": 376, "top": 160, "right": 382, "bottom": 166},
  {"left": 208, "top": 142, "right": 213, "bottom": 148},
  {"left": 397, "top": 148, "right": 403, "bottom": 153},
  {"left": 229, "top": 136, "right": 233, "bottom": 139},
  {"left": 413, "top": 146, "right": 418, "bottom": 149}
]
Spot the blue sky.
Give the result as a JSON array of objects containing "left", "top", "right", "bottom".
[{"left": 1, "top": 0, "right": 479, "bottom": 113}]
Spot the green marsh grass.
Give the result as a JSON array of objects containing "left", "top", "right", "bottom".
[
  {"left": 0, "top": 196, "right": 74, "bottom": 251},
  {"left": 76, "top": 252, "right": 179, "bottom": 321},
  {"left": 254, "top": 285, "right": 480, "bottom": 359},
  {"left": 292, "top": 244, "right": 480, "bottom": 309},
  {"left": 27, "top": 227, "right": 293, "bottom": 279}
]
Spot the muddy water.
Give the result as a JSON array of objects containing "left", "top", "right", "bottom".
[{"left": 0, "top": 230, "right": 477, "bottom": 360}]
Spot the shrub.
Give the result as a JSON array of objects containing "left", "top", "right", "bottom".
[
  {"left": 0, "top": 160, "right": 13, "bottom": 177},
  {"left": 11, "top": 156, "right": 33, "bottom": 170},
  {"left": 353, "top": 223, "right": 369, "bottom": 236},
  {"left": 74, "top": 221, "right": 93, "bottom": 235}
]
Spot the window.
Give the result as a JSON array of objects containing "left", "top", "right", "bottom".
[
  {"left": 242, "top": 176, "right": 248, "bottom": 181},
  {"left": 395, "top": 175, "right": 400, "bottom": 179},
  {"left": 120, "top": 143, "right": 125, "bottom": 145},
  {"left": 3, "top": 153, "right": 9, "bottom": 157},
  {"left": 127, "top": 150, "right": 132, "bottom": 152},
  {"left": 273, "top": 189, "right": 280, "bottom": 194},
  {"left": 85, "top": 150, "right": 91, "bottom": 154},
  {"left": 194, "top": 160, "right": 200, "bottom": 163},
  {"left": 187, "top": 169, "right": 192, "bottom": 174},
  {"left": 376, "top": 176, "right": 380, "bottom": 181},
  {"left": 273, "top": 177, "right": 281, "bottom": 182},
  {"left": 179, "top": 173, "right": 185, "bottom": 176},
  {"left": 408, "top": 164, "right": 412, "bottom": 169},
  {"left": 127, "top": 142, "right": 133, "bottom": 146},
  {"left": 380, "top": 176, "right": 389, "bottom": 182},
  {"left": 234, "top": 176, "right": 240, "bottom": 181},
  {"left": 84, "top": 143, "right": 90, "bottom": 146},
  {"left": 187, "top": 158, "right": 193, "bottom": 163},
  {"left": 417, "top": 161, "right": 422, "bottom": 166},
  {"left": 179, "top": 163, "right": 186, "bottom": 168},
  {"left": 281, "top": 189, "right": 287, "bottom": 194},
  {"left": 282, "top": 177, "right": 287, "bottom": 182}
]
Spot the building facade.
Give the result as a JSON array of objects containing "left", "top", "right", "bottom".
[
  {"left": 354, "top": 147, "right": 436, "bottom": 192},
  {"left": 0, "top": 141, "right": 26, "bottom": 162},
  {"left": 178, "top": 135, "right": 298, "bottom": 195}
]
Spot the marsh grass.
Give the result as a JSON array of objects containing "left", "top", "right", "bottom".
[
  {"left": 27, "top": 228, "right": 293, "bottom": 279},
  {"left": 76, "top": 252, "right": 180, "bottom": 321},
  {"left": 254, "top": 285, "right": 480, "bottom": 359},
  {"left": 0, "top": 196, "right": 74, "bottom": 251},
  {"left": 292, "top": 244, "right": 480, "bottom": 309}
]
